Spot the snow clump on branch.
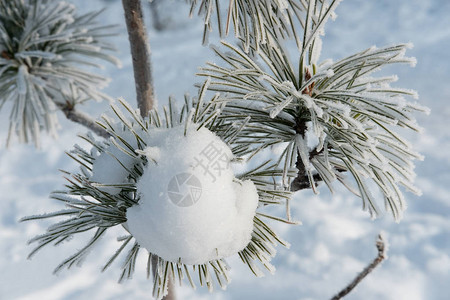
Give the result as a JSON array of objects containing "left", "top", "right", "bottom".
[{"left": 126, "top": 126, "right": 258, "bottom": 265}]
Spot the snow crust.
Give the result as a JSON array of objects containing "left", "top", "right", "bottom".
[{"left": 126, "top": 126, "right": 259, "bottom": 265}]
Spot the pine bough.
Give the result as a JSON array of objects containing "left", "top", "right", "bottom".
[
  {"left": 196, "top": 0, "right": 428, "bottom": 220},
  {"left": 0, "top": 0, "right": 118, "bottom": 146},
  {"left": 23, "top": 96, "right": 294, "bottom": 298}
]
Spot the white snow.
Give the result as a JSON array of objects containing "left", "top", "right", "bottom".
[{"left": 126, "top": 126, "right": 259, "bottom": 265}]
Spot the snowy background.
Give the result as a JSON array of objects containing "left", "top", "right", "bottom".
[{"left": 1, "top": 0, "right": 449, "bottom": 299}]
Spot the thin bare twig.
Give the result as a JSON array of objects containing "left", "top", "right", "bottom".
[
  {"left": 122, "top": 0, "right": 154, "bottom": 117},
  {"left": 57, "top": 103, "right": 110, "bottom": 139},
  {"left": 331, "top": 234, "right": 388, "bottom": 300}
]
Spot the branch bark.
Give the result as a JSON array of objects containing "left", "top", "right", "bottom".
[
  {"left": 291, "top": 69, "right": 332, "bottom": 192},
  {"left": 290, "top": 106, "right": 345, "bottom": 192},
  {"left": 331, "top": 234, "right": 388, "bottom": 300},
  {"left": 57, "top": 103, "right": 110, "bottom": 139},
  {"left": 122, "top": 0, "right": 154, "bottom": 117},
  {"left": 291, "top": 108, "right": 319, "bottom": 191}
]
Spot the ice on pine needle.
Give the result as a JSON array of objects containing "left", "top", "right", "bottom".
[{"left": 126, "top": 126, "right": 259, "bottom": 265}]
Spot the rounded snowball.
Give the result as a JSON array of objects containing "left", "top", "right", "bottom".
[{"left": 126, "top": 126, "right": 259, "bottom": 265}]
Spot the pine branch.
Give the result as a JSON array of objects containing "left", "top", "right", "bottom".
[
  {"left": 122, "top": 0, "right": 155, "bottom": 117},
  {"left": 331, "top": 234, "right": 388, "bottom": 300},
  {"left": 187, "top": 0, "right": 306, "bottom": 50},
  {"left": 57, "top": 103, "right": 110, "bottom": 139},
  {"left": 200, "top": 35, "right": 425, "bottom": 220},
  {"left": 25, "top": 98, "right": 291, "bottom": 298},
  {"left": 0, "top": 0, "right": 119, "bottom": 146}
]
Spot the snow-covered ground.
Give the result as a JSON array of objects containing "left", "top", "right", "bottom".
[{"left": 1, "top": 0, "right": 449, "bottom": 299}]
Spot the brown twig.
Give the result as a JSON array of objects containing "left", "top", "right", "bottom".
[
  {"left": 290, "top": 106, "right": 318, "bottom": 191},
  {"left": 121, "top": 0, "right": 154, "bottom": 117},
  {"left": 57, "top": 103, "right": 110, "bottom": 139},
  {"left": 331, "top": 234, "right": 388, "bottom": 300},
  {"left": 290, "top": 73, "right": 345, "bottom": 191},
  {"left": 290, "top": 68, "right": 324, "bottom": 191}
]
